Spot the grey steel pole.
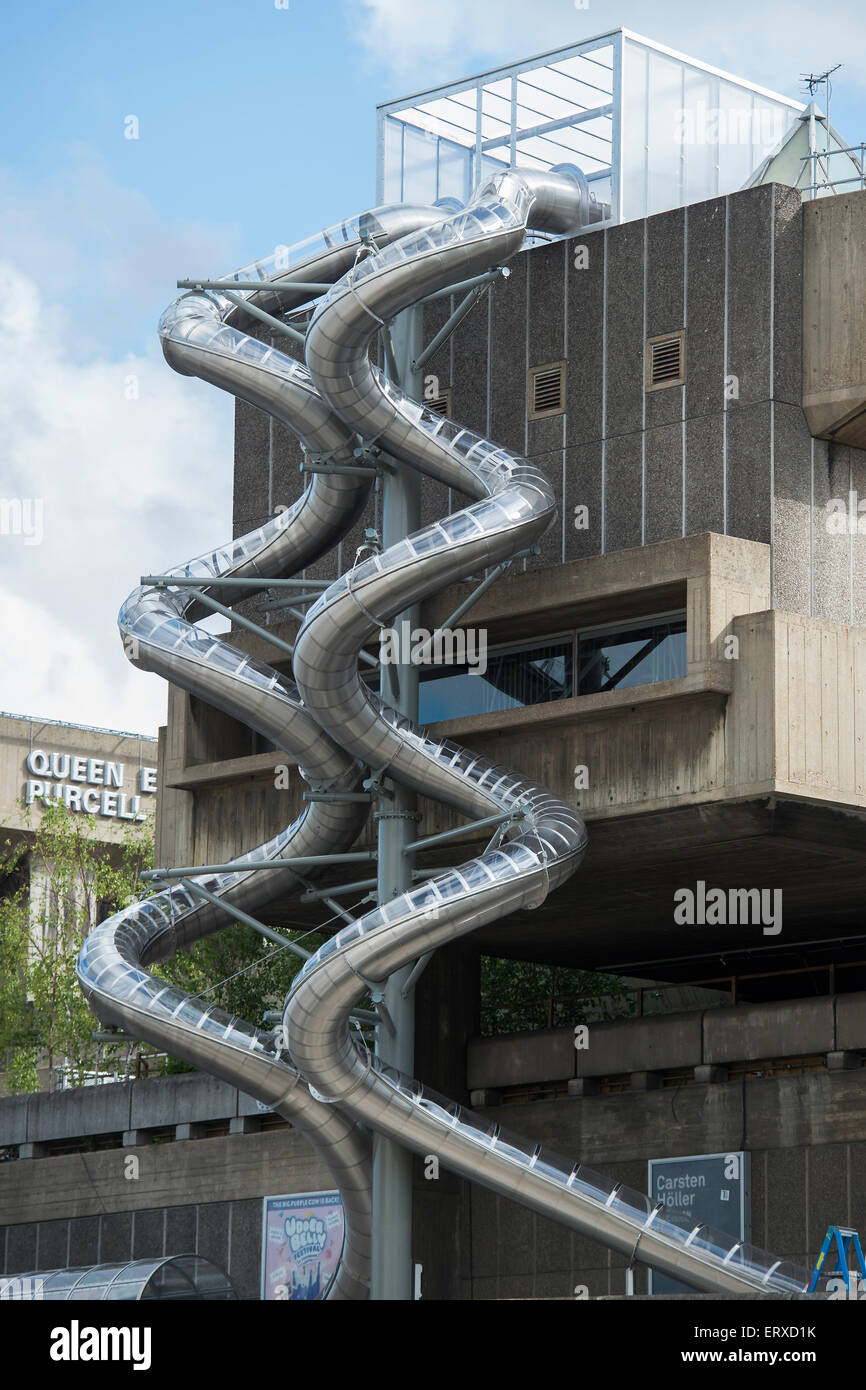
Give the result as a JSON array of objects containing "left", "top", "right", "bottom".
[{"left": 371, "top": 302, "right": 424, "bottom": 1300}]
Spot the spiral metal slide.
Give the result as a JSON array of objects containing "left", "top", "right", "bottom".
[{"left": 77, "top": 168, "right": 817, "bottom": 1299}]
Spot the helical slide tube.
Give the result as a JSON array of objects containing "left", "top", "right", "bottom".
[{"left": 78, "top": 175, "right": 816, "bottom": 1299}]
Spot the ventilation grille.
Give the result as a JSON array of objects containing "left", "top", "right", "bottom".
[
  {"left": 528, "top": 361, "right": 566, "bottom": 419},
  {"left": 425, "top": 390, "right": 452, "bottom": 417},
  {"left": 646, "top": 332, "right": 685, "bottom": 390}
]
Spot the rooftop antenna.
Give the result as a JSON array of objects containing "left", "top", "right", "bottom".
[{"left": 800, "top": 64, "right": 842, "bottom": 196}]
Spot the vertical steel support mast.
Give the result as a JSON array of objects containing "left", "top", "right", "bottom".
[{"left": 371, "top": 304, "right": 424, "bottom": 1299}]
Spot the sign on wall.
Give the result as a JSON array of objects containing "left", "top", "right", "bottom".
[
  {"left": 647, "top": 1151, "right": 750, "bottom": 1295},
  {"left": 22, "top": 749, "right": 157, "bottom": 821},
  {"left": 260, "top": 1190, "right": 344, "bottom": 1301}
]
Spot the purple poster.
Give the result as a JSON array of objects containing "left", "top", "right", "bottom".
[{"left": 261, "top": 1189, "right": 345, "bottom": 1301}]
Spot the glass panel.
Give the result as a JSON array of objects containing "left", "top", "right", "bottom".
[
  {"left": 577, "top": 615, "right": 685, "bottom": 694},
  {"left": 419, "top": 639, "right": 573, "bottom": 723}
]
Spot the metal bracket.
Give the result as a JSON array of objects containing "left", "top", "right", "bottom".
[
  {"left": 362, "top": 528, "right": 383, "bottom": 553},
  {"left": 412, "top": 267, "right": 509, "bottom": 374},
  {"left": 363, "top": 771, "right": 393, "bottom": 800}
]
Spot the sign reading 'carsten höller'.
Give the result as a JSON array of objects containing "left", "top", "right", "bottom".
[{"left": 23, "top": 749, "right": 157, "bottom": 822}]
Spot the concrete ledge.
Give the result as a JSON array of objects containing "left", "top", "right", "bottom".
[
  {"left": 576, "top": 1012, "right": 702, "bottom": 1079},
  {"left": 468, "top": 1028, "right": 575, "bottom": 1090},
  {"left": 0, "top": 1073, "right": 262, "bottom": 1149},
  {"left": 0, "top": 1096, "right": 29, "bottom": 1147},
  {"left": 130, "top": 1074, "right": 239, "bottom": 1131},
  {"left": 24, "top": 1083, "right": 133, "bottom": 1145},
  {"left": 703, "top": 997, "right": 834, "bottom": 1065},
  {"left": 836, "top": 992, "right": 866, "bottom": 1051}
]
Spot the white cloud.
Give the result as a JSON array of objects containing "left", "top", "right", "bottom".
[
  {"left": 0, "top": 260, "right": 233, "bottom": 735},
  {"left": 351, "top": 0, "right": 866, "bottom": 97},
  {"left": 0, "top": 151, "right": 239, "bottom": 359}
]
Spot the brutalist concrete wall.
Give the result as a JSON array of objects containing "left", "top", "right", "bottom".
[
  {"left": 3, "top": 1069, "right": 866, "bottom": 1300},
  {"left": 231, "top": 182, "right": 866, "bottom": 625}
]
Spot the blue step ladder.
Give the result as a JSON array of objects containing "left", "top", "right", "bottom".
[{"left": 808, "top": 1226, "right": 866, "bottom": 1293}]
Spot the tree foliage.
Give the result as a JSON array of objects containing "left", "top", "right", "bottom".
[
  {"left": 0, "top": 801, "right": 325, "bottom": 1093},
  {"left": 480, "top": 956, "right": 635, "bottom": 1035}
]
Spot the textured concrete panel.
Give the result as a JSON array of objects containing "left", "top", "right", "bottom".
[
  {"left": 812, "top": 439, "right": 853, "bottom": 623},
  {"left": 565, "top": 225, "right": 604, "bottom": 446},
  {"left": 576, "top": 1012, "right": 702, "bottom": 1078},
  {"left": 806, "top": 1143, "right": 850, "bottom": 1256},
  {"left": 233, "top": 399, "right": 270, "bottom": 534},
  {"left": 604, "top": 430, "right": 643, "bottom": 553},
  {"left": 35, "top": 1219, "right": 68, "bottom": 1271},
  {"left": 704, "top": 998, "right": 834, "bottom": 1064},
  {"left": 497, "top": 1194, "right": 535, "bottom": 1275},
  {"left": 563, "top": 440, "right": 603, "bottom": 561},
  {"left": 685, "top": 411, "right": 724, "bottom": 536},
  {"left": 836, "top": 992, "right": 866, "bottom": 1051},
  {"left": 763, "top": 1145, "right": 806, "bottom": 1259},
  {"left": 727, "top": 184, "right": 773, "bottom": 406},
  {"left": 4, "top": 1223, "right": 37, "bottom": 1276},
  {"left": 726, "top": 400, "right": 771, "bottom": 544},
  {"left": 606, "top": 219, "right": 646, "bottom": 439},
  {"left": 132, "top": 1207, "right": 165, "bottom": 1260},
  {"left": 528, "top": 239, "right": 566, "bottom": 369},
  {"left": 772, "top": 186, "right": 804, "bottom": 408},
  {"left": 685, "top": 196, "right": 727, "bottom": 422},
  {"left": 99, "top": 1210, "right": 132, "bottom": 1263},
  {"left": 849, "top": 445, "right": 866, "bottom": 627},
  {"left": 165, "top": 1204, "right": 196, "bottom": 1256},
  {"left": 646, "top": 208, "right": 685, "bottom": 432},
  {"left": 644, "top": 421, "right": 683, "bottom": 544},
  {"left": 228, "top": 1197, "right": 262, "bottom": 1300},
  {"left": 469, "top": 1183, "right": 498, "bottom": 1278},
  {"left": 468, "top": 1027, "right": 576, "bottom": 1089},
  {"left": 773, "top": 402, "right": 814, "bottom": 615},
  {"left": 130, "top": 1074, "right": 238, "bottom": 1130},
  {"left": 196, "top": 1201, "right": 229, "bottom": 1267},
  {"left": 489, "top": 253, "right": 527, "bottom": 457},
  {"left": 26, "top": 1084, "right": 132, "bottom": 1144},
  {"left": 0, "top": 1096, "right": 29, "bottom": 1147},
  {"left": 68, "top": 1215, "right": 99, "bottom": 1266},
  {"left": 451, "top": 285, "right": 489, "bottom": 439}
]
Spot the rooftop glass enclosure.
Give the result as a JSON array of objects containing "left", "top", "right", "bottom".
[{"left": 377, "top": 28, "right": 805, "bottom": 230}]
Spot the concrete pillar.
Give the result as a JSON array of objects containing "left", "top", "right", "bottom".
[
  {"left": 694, "top": 1064, "right": 729, "bottom": 1084},
  {"left": 568, "top": 1077, "right": 599, "bottom": 1097},
  {"left": 229, "top": 1116, "right": 261, "bottom": 1135},
  {"left": 469, "top": 1088, "right": 502, "bottom": 1107},
  {"left": 826, "top": 1050, "right": 860, "bottom": 1071},
  {"left": 122, "top": 1130, "right": 152, "bottom": 1147},
  {"left": 174, "top": 1122, "right": 205, "bottom": 1141}
]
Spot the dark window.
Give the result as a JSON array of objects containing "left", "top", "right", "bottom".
[
  {"left": 418, "top": 637, "right": 573, "bottom": 724},
  {"left": 577, "top": 614, "right": 686, "bottom": 695}
]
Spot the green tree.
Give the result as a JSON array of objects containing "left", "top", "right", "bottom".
[
  {"left": 480, "top": 956, "right": 635, "bottom": 1035},
  {"left": 0, "top": 800, "right": 327, "bottom": 1093}
]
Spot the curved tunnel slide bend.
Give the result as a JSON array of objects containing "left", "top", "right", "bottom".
[{"left": 78, "top": 174, "right": 815, "bottom": 1299}]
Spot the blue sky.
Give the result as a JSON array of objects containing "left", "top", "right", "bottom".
[{"left": 1, "top": 0, "right": 865, "bottom": 734}]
